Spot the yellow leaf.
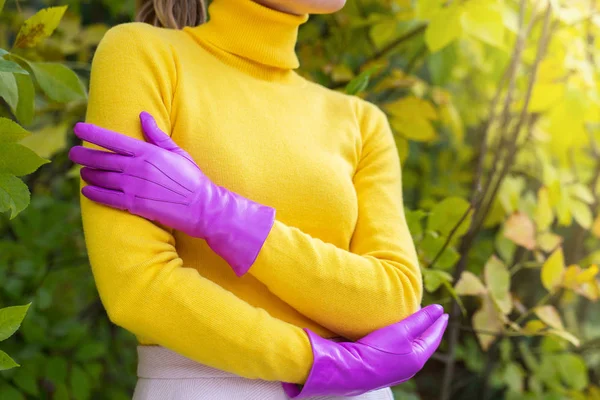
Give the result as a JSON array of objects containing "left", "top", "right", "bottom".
[
  {"left": 569, "top": 184, "right": 595, "bottom": 204},
  {"left": 534, "top": 305, "right": 564, "bottom": 330},
  {"left": 523, "top": 319, "right": 546, "bottom": 334},
  {"left": 415, "top": 0, "right": 444, "bottom": 20},
  {"left": 571, "top": 200, "right": 593, "bottom": 229},
  {"left": 461, "top": 1, "right": 505, "bottom": 48},
  {"left": 547, "top": 329, "right": 580, "bottom": 347},
  {"left": 390, "top": 117, "right": 437, "bottom": 142},
  {"left": 563, "top": 265, "right": 582, "bottom": 288},
  {"left": 472, "top": 295, "right": 504, "bottom": 351},
  {"left": 541, "top": 248, "right": 565, "bottom": 292},
  {"left": 536, "top": 232, "right": 562, "bottom": 253},
  {"left": 387, "top": 96, "right": 439, "bottom": 142},
  {"left": 455, "top": 271, "right": 487, "bottom": 296},
  {"left": 387, "top": 96, "right": 438, "bottom": 119},
  {"left": 425, "top": 4, "right": 463, "bottom": 52},
  {"left": 484, "top": 256, "right": 512, "bottom": 314},
  {"left": 576, "top": 265, "right": 599, "bottom": 284},
  {"left": 575, "top": 280, "right": 600, "bottom": 301},
  {"left": 19, "top": 123, "right": 68, "bottom": 159},
  {"left": 331, "top": 64, "right": 354, "bottom": 82},
  {"left": 504, "top": 212, "right": 536, "bottom": 250},
  {"left": 528, "top": 83, "right": 565, "bottom": 112},
  {"left": 535, "top": 187, "right": 554, "bottom": 231},
  {"left": 14, "top": 6, "right": 68, "bottom": 48}
]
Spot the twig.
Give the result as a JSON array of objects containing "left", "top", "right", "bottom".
[
  {"left": 428, "top": 203, "right": 474, "bottom": 270},
  {"left": 330, "top": 25, "right": 427, "bottom": 89}
]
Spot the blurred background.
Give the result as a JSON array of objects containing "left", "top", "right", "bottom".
[{"left": 0, "top": 0, "right": 599, "bottom": 399}]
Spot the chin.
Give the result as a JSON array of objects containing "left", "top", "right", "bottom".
[
  {"left": 309, "top": 0, "right": 346, "bottom": 13},
  {"left": 280, "top": 0, "right": 346, "bottom": 14}
]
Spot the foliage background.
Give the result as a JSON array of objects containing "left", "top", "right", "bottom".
[{"left": 0, "top": 0, "right": 599, "bottom": 399}]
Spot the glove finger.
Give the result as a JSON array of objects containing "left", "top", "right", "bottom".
[
  {"left": 74, "top": 122, "right": 144, "bottom": 156},
  {"left": 69, "top": 146, "right": 128, "bottom": 172},
  {"left": 402, "top": 304, "right": 444, "bottom": 340},
  {"left": 140, "top": 112, "right": 198, "bottom": 164},
  {"left": 412, "top": 313, "right": 449, "bottom": 362},
  {"left": 81, "top": 168, "right": 125, "bottom": 192},
  {"left": 81, "top": 185, "right": 127, "bottom": 210}
]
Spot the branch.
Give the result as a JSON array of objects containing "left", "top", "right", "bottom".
[
  {"left": 330, "top": 24, "right": 427, "bottom": 90},
  {"left": 438, "top": 2, "right": 535, "bottom": 399},
  {"left": 428, "top": 202, "right": 474, "bottom": 270},
  {"left": 473, "top": 8, "right": 554, "bottom": 234}
]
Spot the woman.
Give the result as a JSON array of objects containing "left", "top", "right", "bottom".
[{"left": 68, "top": 0, "right": 448, "bottom": 398}]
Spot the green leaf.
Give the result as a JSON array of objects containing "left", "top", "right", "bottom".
[
  {"left": 14, "top": 6, "right": 68, "bottom": 48},
  {"left": 0, "top": 60, "right": 27, "bottom": 74},
  {"left": 571, "top": 200, "right": 592, "bottom": 229},
  {"left": 13, "top": 364, "right": 39, "bottom": 396},
  {"left": 345, "top": 66, "right": 379, "bottom": 95},
  {"left": 484, "top": 256, "right": 512, "bottom": 314},
  {"left": 420, "top": 231, "right": 460, "bottom": 269},
  {"left": 0, "top": 350, "right": 19, "bottom": 371},
  {"left": 14, "top": 74, "right": 35, "bottom": 125},
  {"left": 461, "top": 1, "right": 505, "bottom": 48},
  {"left": 425, "top": 4, "right": 463, "bottom": 52},
  {"left": 455, "top": 271, "right": 487, "bottom": 296},
  {"left": 0, "top": 0, "right": 5, "bottom": 14},
  {"left": 428, "top": 41, "right": 457, "bottom": 85},
  {"left": 0, "top": 303, "right": 31, "bottom": 341},
  {"left": 75, "top": 342, "right": 107, "bottom": 361},
  {"left": 70, "top": 365, "right": 91, "bottom": 400},
  {"left": 0, "top": 173, "right": 30, "bottom": 218},
  {"left": 554, "top": 353, "right": 588, "bottom": 390},
  {"left": 0, "top": 143, "right": 49, "bottom": 176},
  {"left": 0, "top": 72, "right": 18, "bottom": 111},
  {"left": 44, "top": 356, "right": 68, "bottom": 385},
  {"left": 53, "top": 383, "right": 69, "bottom": 400},
  {"left": 503, "top": 363, "right": 524, "bottom": 393},
  {"left": 28, "top": 62, "right": 86, "bottom": 103},
  {"left": 0, "top": 383, "right": 25, "bottom": 400},
  {"left": 423, "top": 268, "right": 453, "bottom": 292},
  {"left": 0, "top": 118, "right": 30, "bottom": 143},
  {"left": 427, "top": 196, "right": 472, "bottom": 237},
  {"left": 0, "top": 49, "right": 7, "bottom": 56}
]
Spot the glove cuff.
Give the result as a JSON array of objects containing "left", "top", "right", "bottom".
[{"left": 202, "top": 186, "right": 276, "bottom": 277}]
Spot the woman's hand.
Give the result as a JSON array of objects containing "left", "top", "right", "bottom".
[
  {"left": 69, "top": 112, "right": 276, "bottom": 276},
  {"left": 282, "top": 304, "right": 449, "bottom": 398}
]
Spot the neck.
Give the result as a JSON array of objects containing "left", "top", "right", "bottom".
[{"left": 186, "top": 0, "right": 309, "bottom": 70}]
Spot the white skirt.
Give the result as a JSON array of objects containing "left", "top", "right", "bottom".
[{"left": 132, "top": 345, "right": 395, "bottom": 400}]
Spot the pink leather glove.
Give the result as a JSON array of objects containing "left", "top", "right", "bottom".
[
  {"left": 283, "top": 304, "right": 448, "bottom": 398},
  {"left": 69, "top": 112, "right": 275, "bottom": 277}
]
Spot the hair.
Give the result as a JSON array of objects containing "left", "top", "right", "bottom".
[{"left": 135, "top": 0, "right": 208, "bottom": 29}]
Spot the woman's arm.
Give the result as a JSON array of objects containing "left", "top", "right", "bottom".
[
  {"left": 80, "top": 22, "right": 313, "bottom": 383},
  {"left": 248, "top": 102, "right": 422, "bottom": 340}
]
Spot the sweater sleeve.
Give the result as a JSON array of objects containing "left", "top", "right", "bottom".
[
  {"left": 80, "top": 23, "right": 313, "bottom": 383},
  {"left": 249, "top": 100, "right": 423, "bottom": 341}
]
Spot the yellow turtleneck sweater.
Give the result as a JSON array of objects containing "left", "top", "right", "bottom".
[{"left": 81, "top": 0, "right": 422, "bottom": 384}]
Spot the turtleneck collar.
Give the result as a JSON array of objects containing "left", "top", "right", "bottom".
[{"left": 187, "top": 0, "right": 309, "bottom": 70}]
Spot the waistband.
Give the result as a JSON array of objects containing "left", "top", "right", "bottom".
[
  {"left": 137, "top": 337, "right": 346, "bottom": 379},
  {"left": 137, "top": 346, "right": 241, "bottom": 379}
]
